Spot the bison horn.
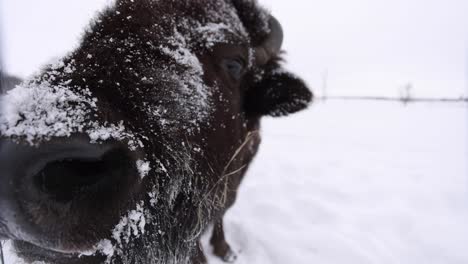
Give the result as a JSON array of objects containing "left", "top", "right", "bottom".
[{"left": 254, "top": 15, "right": 284, "bottom": 65}]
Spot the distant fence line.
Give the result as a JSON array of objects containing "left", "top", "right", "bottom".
[{"left": 318, "top": 96, "right": 468, "bottom": 103}]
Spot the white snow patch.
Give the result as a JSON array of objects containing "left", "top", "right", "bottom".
[
  {"left": 160, "top": 45, "right": 203, "bottom": 75},
  {"left": 155, "top": 28, "right": 213, "bottom": 125},
  {"left": 87, "top": 122, "right": 126, "bottom": 142},
  {"left": 0, "top": 82, "right": 95, "bottom": 144},
  {"left": 79, "top": 239, "right": 114, "bottom": 258},
  {"left": 95, "top": 239, "right": 115, "bottom": 257},
  {"left": 136, "top": 160, "right": 151, "bottom": 179},
  {"left": 195, "top": 23, "right": 232, "bottom": 48},
  {"left": 112, "top": 202, "right": 146, "bottom": 245},
  {"left": 80, "top": 202, "right": 148, "bottom": 261},
  {"left": 0, "top": 76, "right": 141, "bottom": 150}
]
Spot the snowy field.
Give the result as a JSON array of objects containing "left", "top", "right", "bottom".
[
  {"left": 3, "top": 98, "right": 468, "bottom": 264},
  {"left": 200, "top": 100, "right": 468, "bottom": 264}
]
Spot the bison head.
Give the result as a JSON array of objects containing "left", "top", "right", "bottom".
[{"left": 0, "top": 0, "right": 312, "bottom": 263}]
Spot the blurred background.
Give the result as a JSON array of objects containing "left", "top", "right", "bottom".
[
  {"left": 1, "top": 0, "right": 468, "bottom": 98},
  {"left": 1, "top": 1, "right": 467, "bottom": 264}
]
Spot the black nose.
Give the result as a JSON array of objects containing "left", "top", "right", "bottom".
[
  {"left": 0, "top": 135, "right": 139, "bottom": 244},
  {"left": 33, "top": 144, "right": 130, "bottom": 202}
]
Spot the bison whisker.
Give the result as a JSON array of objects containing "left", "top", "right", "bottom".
[
  {"left": 201, "top": 130, "right": 259, "bottom": 205},
  {"left": 223, "top": 131, "right": 260, "bottom": 175},
  {"left": 222, "top": 165, "right": 247, "bottom": 179},
  {"left": 218, "top": 164, "right": 248, "bottom": 207},
  {"left": 185, "top": 205, "right": 207, "bottom": 243}
]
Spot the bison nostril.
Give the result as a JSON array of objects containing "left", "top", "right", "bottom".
[
  {"left": 33, "top": 147, "right": 134, "bottom": 203},
  {"left": 35, "top": 158, "right": 106, "bottom": 202}
]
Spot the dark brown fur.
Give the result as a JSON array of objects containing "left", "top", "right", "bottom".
[{"left": 0, "top": 0, "right": 312, "bottom": 263}]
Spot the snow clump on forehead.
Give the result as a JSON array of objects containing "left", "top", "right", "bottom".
[{"left": 0, "top": 59, "right": 141, "bottom": 149}]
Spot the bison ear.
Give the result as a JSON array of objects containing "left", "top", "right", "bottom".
[{"left": 245, "top": 70, "right": 313, "bottom": 117}]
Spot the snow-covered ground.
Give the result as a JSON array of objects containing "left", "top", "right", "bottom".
[
  {"left": 201, "top": 100, "right": 468, "bottom": 264},
  {"left": 3, "top": 99, "right": 467, "bottom": 264}
]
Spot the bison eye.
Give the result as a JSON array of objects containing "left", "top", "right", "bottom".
[{"left": 222, "top": 58, "right": 246, "bottom": 81}]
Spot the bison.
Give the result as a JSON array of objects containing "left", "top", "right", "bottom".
[{"left": 0, "top": 0, "right": 312, "bottom": 263}]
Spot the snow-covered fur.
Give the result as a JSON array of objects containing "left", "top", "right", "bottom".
[{"left": 0, "top": 0, "right": 312, "bottom": 263}]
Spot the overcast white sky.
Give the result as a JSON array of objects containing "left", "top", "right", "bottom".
[{"left": 1, "top": 0, "right": 467, "bottom": 97}]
